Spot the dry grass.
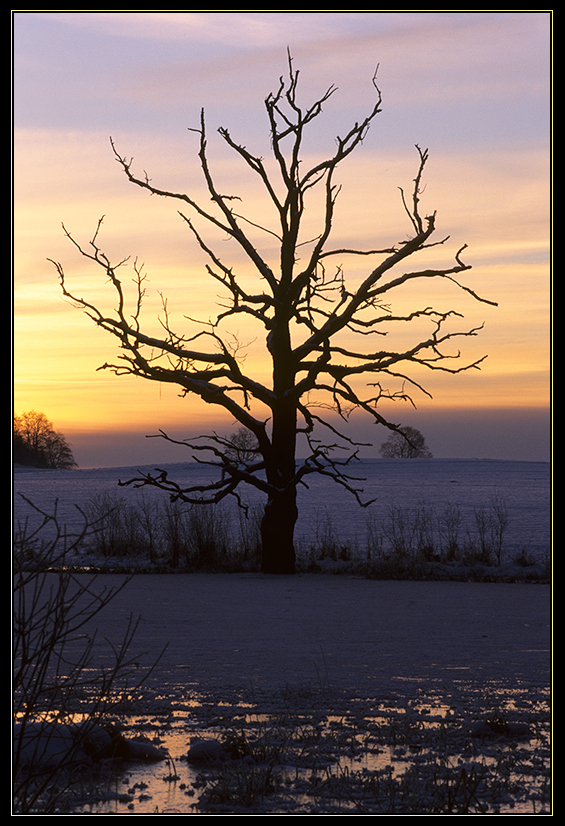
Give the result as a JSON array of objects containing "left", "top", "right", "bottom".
[{"left": 46, "top": 492, "right": 550, "bottom": 582}]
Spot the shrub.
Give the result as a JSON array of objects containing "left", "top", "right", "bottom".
[
  {"left": 13, "top": 496, "right": 160, "bottom": 813},
  {"left": 44, "top": 487, "right": 527, "bottom": 580}
]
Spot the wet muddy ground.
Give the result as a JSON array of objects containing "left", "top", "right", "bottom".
[{"left": 69, "top": 677, "right": 550, "bottom": 815}]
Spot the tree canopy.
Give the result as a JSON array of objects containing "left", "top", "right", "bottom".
[
  {"left": 13, "top": 411, "right": 77, "bottom": 469},
  {"left": 51, "top": 55, "right": 496, "bottom": 572},
  {"left": 379, "top": 426, "right": 433, "bottom": 458}
]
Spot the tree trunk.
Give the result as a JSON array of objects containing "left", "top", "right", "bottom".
[
  {"left": 261, "top": 299, "right": 298, "bottom": 573},
  {"left": 260, "top": 486, "right": 298, "bottom": 574},
  {"left": 260, "top": 393, "right": 298, "bottom": 573}
]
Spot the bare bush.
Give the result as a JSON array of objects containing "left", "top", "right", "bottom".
[
  {"left": 359, "top": 495, "right": 513, "bottom": 578},
  {"left": 82, "top": 493, "right": 262, "bottom": 572},
  {"left": 13, "top": 496, "right": 162, "bottom": 813},
  {"left": 84, "top": 491, "right": 148, "bottom": 558},
  {"left": 438, "top": 503, "right": 462, "bottom": 560}
]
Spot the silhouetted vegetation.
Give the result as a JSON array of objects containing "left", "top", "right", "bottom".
[
  {"left": 379, "top": 426, "right": 433, "bottom": 458},
  {"left": 13, "top": 411, "right": 77, "bottom": 469},
  {"left": 13, "top": 496, "right": 160, "bottom": 813},
  {"left": 52, "top": 54, "right": 496, "bottom": 574},
  {"left": 27, "top": 489, "right": 545, "bottom": 582}
]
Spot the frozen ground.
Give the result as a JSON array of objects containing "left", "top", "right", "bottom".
[
  {"left": 49, "top": 571, "right": 550, "bottom": 814},
  {"left": 71, "top": 572, "right": 550, "bottom": 699},
  {"left": 13, "top": 458, "right": 551, "bottom": 562},
  {"left": 14, "top": 460, "right": 552, "bottom": 813},
  {"left": 15, "top": 571, "right": 552, "bottom": 814}
]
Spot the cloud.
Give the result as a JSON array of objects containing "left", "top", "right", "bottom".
[{"left": 33, "top": 11, "right": 368, "bottom": 47}]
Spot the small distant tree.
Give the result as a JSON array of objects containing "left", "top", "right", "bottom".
[
  {"left": 379, "top": 426, "right": 433, "bottom": 459},
  {"left": 222, "top": 426, "right": 261, "bottom": 466},
  {"left": 51, "top": 54, "right": 496, "bottom": 573},
  {"left": 13, "top": 411, "right": 77, "bottom": 469}
]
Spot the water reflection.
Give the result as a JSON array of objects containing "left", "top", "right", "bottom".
[{"left": 70, "top": 686, "right": 549, "bottom": 815}]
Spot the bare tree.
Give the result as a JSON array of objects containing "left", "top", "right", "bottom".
[
  {"left": 51, "top": 55, "right": 496, "bottom": 574},
  {"left": 223, "top": 427, "right": 261, "bottom": 466},
  {"left": 379, "top": 425, "right": 433, "bottom": 458},
  {"left": 14, "top": 411, "right": 77, "bottom": 469}
]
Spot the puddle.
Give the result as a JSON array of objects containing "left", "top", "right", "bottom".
[{"left": 15, "top": 684, "right": 551, "bottom": 815}]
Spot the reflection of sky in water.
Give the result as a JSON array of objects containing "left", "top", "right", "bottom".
[{"left": 72, "top": 684, "right": 550, "bottom": 815}]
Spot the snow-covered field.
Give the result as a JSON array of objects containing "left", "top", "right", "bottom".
[
  {"left": 14, "top": 458, "right": 550, "bottom": 562},
  {"left": 60, "top": 571, "right": 550, "bottom": 697},
  {"left": 13, "top": 459, "right": 552, "bottom": 813}
]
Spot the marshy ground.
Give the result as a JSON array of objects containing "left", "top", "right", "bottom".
[{"left": 64, "top": 677, "right": 550, "bottom": 814}]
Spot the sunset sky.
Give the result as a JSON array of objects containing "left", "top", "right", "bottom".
[{"left": 13, "top": 12, "right": 551, "bottom": 467}]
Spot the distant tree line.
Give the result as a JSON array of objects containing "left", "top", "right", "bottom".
[{"left": 13, "top": 410, "right": 77, "bottom": 469}]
